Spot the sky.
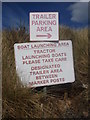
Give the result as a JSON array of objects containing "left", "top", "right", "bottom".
[
  {"left": 2, "top": 2, "right": 88, "bottom": 30},
  {"left": 0, "top": 2, "right": 2, "bottom": 31}
]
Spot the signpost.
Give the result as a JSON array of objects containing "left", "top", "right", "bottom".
[
  {"left": 14, "top": 11, "right": 75, "bottom": 118},
  {"left": 14, "top": 40, "right": 75, "bottom": 88},
  {"left": 30, "top": 12, "right": 59, "bottom": 41}
]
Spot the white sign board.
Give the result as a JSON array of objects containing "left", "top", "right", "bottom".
[
  {"left": 30, "top": 12, "right": 59, "bottom": 41},
  {"left": 14, "top": 40, "right": 75, "bottom": 88}
]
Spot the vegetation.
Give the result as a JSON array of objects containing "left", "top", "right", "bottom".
[{"left": 2, "top": 25, "right": 89, "bottom": 118}]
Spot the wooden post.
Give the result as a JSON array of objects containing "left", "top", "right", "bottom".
[
  {"left": 43, "top": 87, "right": 47, "bottom": 96},
  {"left": 42, "top": 87, "right": 47, "bottom": 118}
]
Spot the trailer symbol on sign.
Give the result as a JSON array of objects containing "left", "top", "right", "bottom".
[{"left": 30, "top": 12, "right": 59, "bottom": 41}]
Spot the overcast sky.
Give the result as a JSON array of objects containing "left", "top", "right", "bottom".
[{"left": 2, "top": 2, "right": 88, "bottom": 29}]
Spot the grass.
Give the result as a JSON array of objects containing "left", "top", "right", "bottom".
[
  {"left": 2, "top": 26, "right": 89, "bottom": 118},
  {"left": 0, "top": 31, "right": 2, "bottom": 120}
]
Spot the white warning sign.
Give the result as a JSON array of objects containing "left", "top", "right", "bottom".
[{"left": 14, "top": 40, "right": 75, "bottom": 88}]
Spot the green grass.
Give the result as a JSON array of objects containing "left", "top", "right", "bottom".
[{"left": 2, "top": 26, "right": 89, "bottom": 118}]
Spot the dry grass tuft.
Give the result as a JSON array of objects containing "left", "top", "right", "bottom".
[{"left": 2, "top": 26, "right": 89, "bottom": 118}]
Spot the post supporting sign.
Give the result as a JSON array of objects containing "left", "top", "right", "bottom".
[
  {"left": 14, "top": 40, "right": 75, "bottom": 88},
  {"left": 30, "top": 12, "right": 59, "bottom": 41}
]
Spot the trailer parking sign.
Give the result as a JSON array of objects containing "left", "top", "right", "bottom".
[{"left": 30, "top": 12, "right": 59, "bottom": 41}]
